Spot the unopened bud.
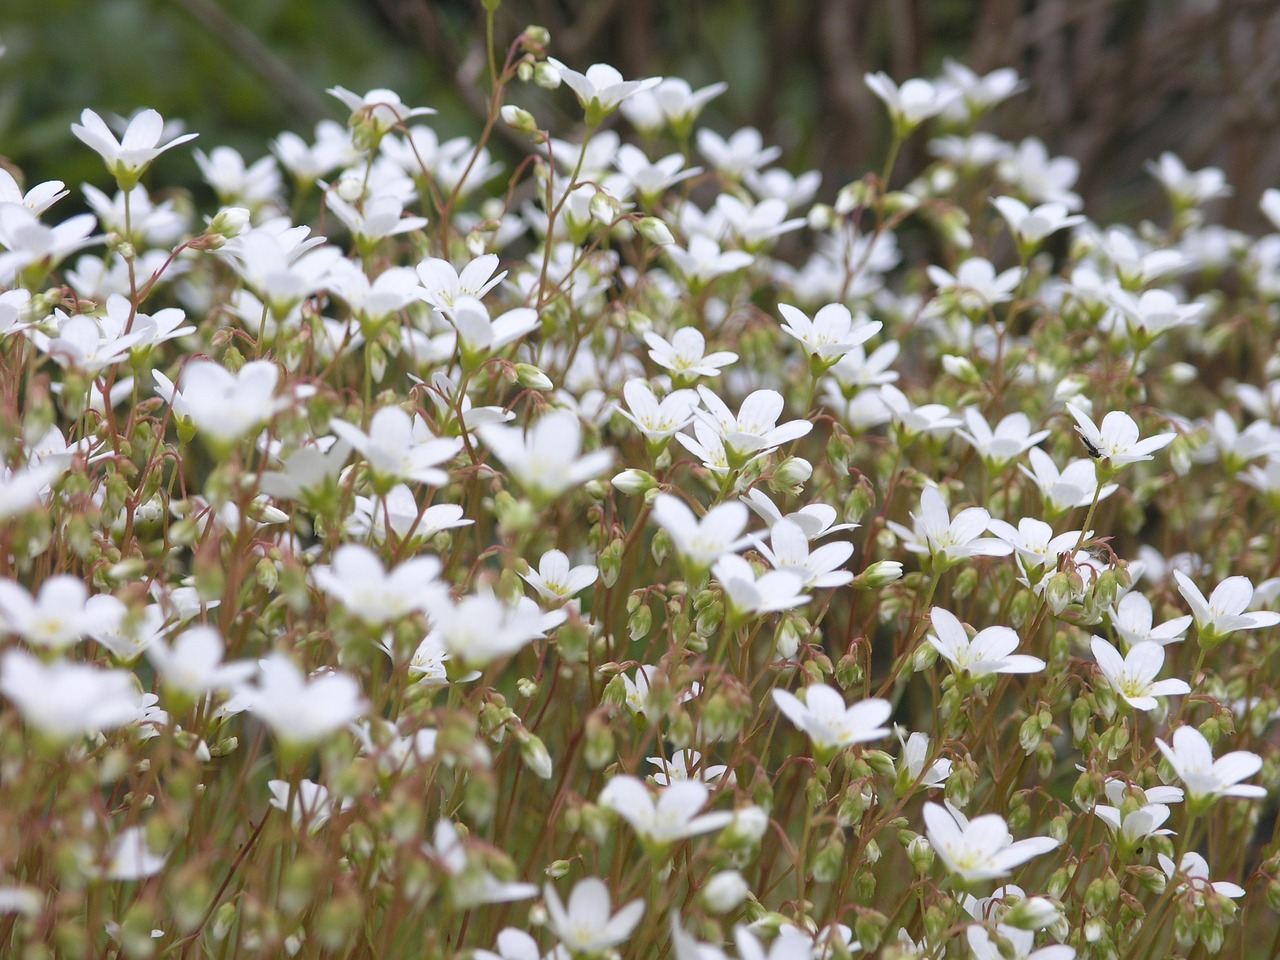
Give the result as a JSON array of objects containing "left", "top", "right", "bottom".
[
  {"left": 501, "top": 105, "right": 539, "bottom": 135},
  {"left": 514, "top": 363, "right": 553, "bottom": 391},
  {"left": 533, "top": 62, "right": 561, "bottom": 89},
  {"left": 701, "top": 871, "right": 750, "bottom": 913},
  {"left": 637, "top": 216, "right": 675, "bottom": 245},
  {"left": 612, "top": 468, "right": 657, "bottom": 496}
]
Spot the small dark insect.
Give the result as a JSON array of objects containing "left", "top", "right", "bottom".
[{"left": 1080, "top": 434, "right": 1103, "bottom": 459}]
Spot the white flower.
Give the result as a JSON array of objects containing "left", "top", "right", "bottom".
[
  {"left": 268, "top": 779, "right": 351, "bottom": 833},
  {"left": 1155, "top": 726, "right": 1266, "bottom": 805},
  {"left": 599, "top": 775, "right": 733, "bottom": 846},
  {"left": 651, "top": 494, "right": 752, "bottom": 573},
  {"left": 1110, "top": 591, "right": 1192, "bottom": 648},
  {"left": 153, "top": 360, "right": 290, "bottom": 446},
  {"left": 690, "top": 386, "right": 812, "bottom": 466},
  {"left": 927, "top": 258, "right": 1022, "bottom": 312},
  {"left": 439, "top": 295, "right": 539, "bottom": 362},
  {"left": 987, "top": 517, "right": 1085, "bottom": 589},
  {"left": 478, "top": 410, "right": 613, "bottom": 503},
  {"left": 923, "top": 801, "right": 1058, "bottom": 882},
  {"left": 543, "top": 877, "right": 644, "bottom": 954},
  {"left": 646, "top": 749, "right": 731, "bottom": 786},
  {"left": 545, "top": 60, "right": 660, "bottom": 122},
  {"left": 329, "top": 406, "right": 462, "bottom": 488},
  {"left": 146, "top": 626, "right": 254, "bottom": 697},
  {"left": 1173, "top": 570, "right": 1280, "bottom": 645},
  {"left": 521, "top": 549, "right": 598, "bottom": 603},
  {"left": 967, "top": 925, "right": 1074, "bottom": 960},
  {"left": 754, "top": 518, "right": 853, "bottom": 589},
  {"left": 0, "top": 207, "right": 99, "bottom": 286},
  {"left": 327, "top": 86, "right": 435, "bottom": 133},
  {"left": 416, "top": 254, "right": 506, "bottom": 309},
  {"left": 622, "top": 665, "right": 701, "bottom": 719},
  {"left": 1147, "top": 153, "right": 1231, "bottom": 207},
  {"left": 664, "top": 235, "right": 755, "bottom": 287},
  {"left": 645, "top": 327, "right": 737, "bottom": 379},
  {"left": 427, "top": 820, "right": 538, "bottom": 908},
  {"left": 926, "top": 607, "right": 1044, "bottom": 677},
  {"left": 885, "top": 485, "right": 1012, "bottom": 571},
  {"left": 1157, "top": 852, "right": 1246, "bottom": 901},
  {"left": 991, "top": 196, "right": 1084, "bottom": 246},
  {"left": 897, "top": 728, "right": 952, "bottom": 789},
  {"left": 864, "top": 73, "right": 959, "bottom": 130},
  {"left": 311, "top": 544, "right": 444, "bottom": 625},
  {"left": 771, "top": 684, "right": 891, "bottom": 755},
  {"left": 0, "top": 650, "right": 142, "bottom": 741},
  {"left": 619, "top": 77, "right": 727, "bottom": 133},
  {"left": 239, "top": 655, "right": 365, "bottom": 747},
  {"left": 696, "top": 127, "right": 781, "bottom": 179},
  {"left": 777, "top": 303, "right": 882, "bottom": 367},
  {"left": 71, "top": 108, "right": 197, "bottom": 186},
  {"left": 958, "top": 410, "right": 1049, "bottom": 471},
  {"left": 1090, "top": 638, "right": 1189, "bottom": 711},
  {"left": 617, "top": 380, "right": 699, "bottom": 445},
  {"left": 1066, "top": 404, "right": 1176, "bottom": 470},
  {"left": 1019, "top": 448, "right": 1117, "bottom": 519},
  {"left": 878, "top": 384, "right": 963, "bottom": 441},
  {"left": 105, "top": 826, "right": 167, "bottom": 881},
  {"left": 712, "top": 554, "right": 810, "bottom": 618},
  {"left": 0, "top": 575, "right": 121, "bottom": 650},
  {"left": 425, "top": 589, "right": 565, "bottom": 668},
  {"left": 1092, "top": 800, "right": 1174, "bottom": 849}
]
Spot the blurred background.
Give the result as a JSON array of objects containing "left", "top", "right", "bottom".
[{"left": 2, "top": 0, "right": 1279, "bottom": 229}]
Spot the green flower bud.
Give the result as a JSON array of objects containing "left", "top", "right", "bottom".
[
  {"left": 637, "top": 217, "right": 675, "bottom": 245},
  {"left": 500, "top": 105, "right": 538, "bottom": 134}
]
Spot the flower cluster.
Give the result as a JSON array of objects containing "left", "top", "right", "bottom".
[{"left": 0, "top": 33, "right": 1276, "bottom": 960}]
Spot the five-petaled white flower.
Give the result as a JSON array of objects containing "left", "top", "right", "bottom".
[
  {"left": 1090, "top": 637, "right": 1189, "bottom": 712},
  {"left": 239, "top": 655, "right": 366, "bottom": 747},
  {"left": 330, "top": 406, "right": 463, "bottom": 490},
  {"left": 599, "top": 775, "right": 733, "bottom": 847},
  {"left": 477, "top": 410, "right": 613, "bottom": 504},
  {"left": 71, "top": 108, "right": 197, "bottom": 187},
  {"left": 1157, "top": 851, "right": 1246, "bottom": 902},
  {"left": 923, "top": 801, "right": 1059, "bottom": 883},
  {"left": 651, "top": 494, "right": 752, "bottom": 574},
  {"left": 311, "top": 544, "right": 444, "bottom": 625},
  {"left": 545, "top": 60, "right": 660, "bottom": 124},
  {"left": 520, "top": 549, "right": 598, "bottom": 604},
  {"left": 777, "top": 302, "right": 882, "bottom": 371},
  {"left": 1173, "top": 570, "right": 1280, "bottom": 646},
  {"left": 644, "top": 327, "right": 737, "bottom": 381},
  {"left": 543, "top": 877, "right": 645, "bottom": 955},
  {"left": 712, "top": 554, "right": 810, "bottom": 618},
  {"left": 1066, "top": 404, "right": 1176, "bottom": 472},
  {"left": 886, "top": 485, "right": 1012, "bottom": 572},
  {"left": 1155, "top": 726, "right": 1266, "bottom": 807},
  {"left": 1110, "top": 591, "right": 1192, "bottom": 648},
  {"left": 771, "top": 683, "right": 892, "bottom": 756},
  {"left": 926, "top": 607, "right": 1044, "bottom": 678}
]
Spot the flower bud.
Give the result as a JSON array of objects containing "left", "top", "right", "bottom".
[
  {"left": 701, "top": 871, "right": 750, "bottom": 913},
  {"left": 835, "top": 180, "right": 873, "bottom": 214},
  {"left": 513, "top": 362, "right": 553, "bottom": 391},
  {"left": 533, "top": 61, "right": 561, "bottom": 89},
  {"left": 501, "top": 105, "right": 538, "bottom": 134},
  {"left": 774, "top": 457, "right": 812, "bottom": 490},
  {"left": 612, "top": 469, "right": 657, "bottom": 496},
  {"left": 1003, "top": 895, "right": 1064, "bottom": 931},
  {"left": 590, "top": 190, "right": 621, "bottom": 225},
  {"left": 637, "top": 216, "right": 675, "bottom": 245},
  {"left": 516, "top": 731, "right": 553, "bottom": 779},
  {"left": 856, "top": 561, "right": 904, "bottom": 590},
  {"left": 583, "top": 712, "right": 614, "bottom": 769},
  {"left": 907, "top": 835, "right": 934, "bottom": 875},
  {"left": 808, "top": 829, "right": 849, "bottom": 885},
  {"left": 940, "top": 354, "right": 980, "bottom": 385},
  {"left": 719, "top": 806, "right": 769, "bottom": 853}
]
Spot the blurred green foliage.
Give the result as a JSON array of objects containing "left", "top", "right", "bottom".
[{"left": 0, "top": 0, "right": 474, "bottom": 195}]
